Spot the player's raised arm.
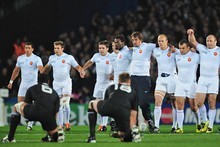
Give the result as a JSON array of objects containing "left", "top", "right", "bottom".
[
  {"left": 187, "top": 29, "right": 198, "bottom": 48},
  {"left": 7, "top": 66, "right": 20, "bottom": 89}
]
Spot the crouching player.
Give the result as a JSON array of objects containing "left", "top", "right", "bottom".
[
  {"left": 86, "top": 72, "right": 141, "bottom": 143},
  {"left": 1, "top": 74, "right": 64, "bottom": 143}
]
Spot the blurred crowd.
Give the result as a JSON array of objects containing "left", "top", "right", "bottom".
[{"left": 1, "top": 0, "right": 220, "bottom": 103}]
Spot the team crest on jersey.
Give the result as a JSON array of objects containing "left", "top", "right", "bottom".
[
  {"left": 188, "top": 58, "right": 191, "bottom": 62},
  {"left": 119, "top": 55, "right": 122, "bottom": 59},
  {"left": 167, "top": 52, "right": 171, "bottom": 57},
  {"left": 62, "top": 60, "right": 65, "bottom": 63},
  {"left": 29, "top": 61, "right": 33, "bottom": 65},
  {"left": 214, "top": 52, "right": 218, "bottom": 56},
  {"left": 106, "top": 60, "right": 109, "bottom": 64},
  {"left": 139, "top": 49, "right": 142, "bottom": 54}
]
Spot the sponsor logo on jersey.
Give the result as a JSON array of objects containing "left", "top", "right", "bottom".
[
  {"left": 30, "top": 61, "right": 33, "bottom": 65},
  {"left": 139, "top": 49, "right": 142, "bottom": 54},
  {"left": 167, "top": 52, "right": 171, "bottom": 57},
  {"left": 106, "top": 60, "right": 109, "bottom": 64},
  {"left": 188, "top": 58, "right": 191, "bottom": 62},
  {"left": 62, "top": 60, "right": 65, "bottom": 63},
  {"left": 214, "top": 52, "right": 218, "bottom": 56}
]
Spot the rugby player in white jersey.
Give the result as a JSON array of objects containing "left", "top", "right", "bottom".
[
  {"left": 152, "top": 34, "right": 177, "bottom": 133},
  {"left": 109, "top": 41, "right": 119, "bottom": 82},
  {"left": 113, "top": 34, "right": 132, "bottom": 84},
  {"left": 174, "top": 39, "right": 201, "bottom": 133},
  {"left": 130, "top": 31, "right": 158, "bottom": 133},
  {"left": 82, "top": 40, "right": 113, "bottom": 132},
  {"left": 7, "top": 42, "right": 43, "bottom": 131},
  {"left": 187, "top": 29, "right": 219, "bottom": 133},
  {"left": 42, "top": 41, "right": 85, "bottom": 130}
]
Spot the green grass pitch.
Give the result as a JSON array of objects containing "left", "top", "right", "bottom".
[{"left": 0, "top": 125, "right": 219, "bottom": 147}]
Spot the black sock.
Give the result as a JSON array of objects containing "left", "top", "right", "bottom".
[
  {"left": 88, "top": 109, "right": 97, "bottom": 138},
  {"left": 8, "top": 114, "right": 21, "bottom": 141}
]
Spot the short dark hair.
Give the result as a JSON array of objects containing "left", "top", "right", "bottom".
[
  {"left": 115, "top": 34, "right": 126, "bottom": 43},
  {"left": 38, "top": 73, "right": 49, "bottom": 83},
  {"left": 179, "top": 39, "right": 190, "bottom": 47},
  {"left": 54, "top": 41, "right": 64, "bottom": 48},
  {"left": 131, "top": 31, "right": 144, "bottom": 41},
  {"left": 98, "top": 40, "right": 109, "bottom": 48},
  {"left": 119, "top": 72, "right": 130, "bottom": 83},
  {"left": 25, "top": 42, "right": 34, "bottom": 48}
]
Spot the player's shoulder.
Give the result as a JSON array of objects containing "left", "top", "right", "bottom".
[{"left": 17, "top": 54, "right": 26, "bottom": 60}]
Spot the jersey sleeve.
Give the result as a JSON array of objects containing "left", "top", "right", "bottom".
[
  {"left": 15, "top": 56, "right": 21, "bottom": 67},
  {"left": 104, "top": 84, "right": 115, "bottom": 100},
  {"left": 196, "top": 43, "right": 206, "bottom": 53},
  {"left": 147, "top": 43, "right": 156, "bottom": 52},
  {"left": 90, "top": 53, "right": 97, "bottom": 63},
  {"left": 36, "top": 56, "right": 43, "bottom": 66},
  {"left": 47, "top": 55, "right": 53, "bottom": 66},
  {"left": 69, "top": 55, "right": 79, "bottom": 68}
]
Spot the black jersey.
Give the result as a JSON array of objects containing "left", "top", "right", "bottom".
[
  {"left": 104, "top": 84, "right": 138, "bottom": 111},
  {"left": 24, "top": 83, "right": 60, "bottom": 116}
]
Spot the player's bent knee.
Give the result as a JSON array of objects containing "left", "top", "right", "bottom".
[{"left": 14, "top": 102, "right": 25, "bottom": 114}]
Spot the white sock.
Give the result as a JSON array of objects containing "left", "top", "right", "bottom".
[
  {"left": 208, "top": 109, "right": 216, "bottom": 128},
  {"left": 27, "top": 121, "right": 34, "bottom": 127},
  {"left": 65, "top": 105, "right": 70, "bottom": 124},
  {"left": 199, "top": 105, "right": 208, "bottom": 123},
  {"left": 194, "top": 110, "right": 201, "bottom": 125},
  {"left": 101, "top": 116, "right": 108, "bottom": 126},
  {"left": 154, "top": 106, "right": 161, "bottom": 128},
  {"left": 63, "top": 96, "right": 71, "bottom": 124},
  {"left": 58, "top": 106, "right": 64, "bottom": 127},
  {"left": 172, "top": 108, "right": 177, "bottom": 129},
  {"left": 177, "top": 110, "right": 184, "bottom": 129}
]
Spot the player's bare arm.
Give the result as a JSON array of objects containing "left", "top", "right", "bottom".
[
  {"left": 82, "top": 60, "right": 94, "bottom": 70},
  {"left": 75, "top": 65, "right": 85, "bottom": 78},
  {"left": 187, "top": 29, "right": 198, "bottom": 47},
  {"left": 7, "top": 66, "right": 20, "bottom": 89},
  {"left": 42, "top": 64, "right": 51, "bottom": 74},
  {"left": 38, "top": 65, "right": 44, "bottom": 73}
]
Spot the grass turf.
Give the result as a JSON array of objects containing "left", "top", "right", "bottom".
[{"left": 0, "top": 125, "right": 219, "bottom": 147}]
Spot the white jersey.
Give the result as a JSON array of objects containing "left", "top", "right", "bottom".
[
  {"left": 175, "top": 51, "right": 199, "bottom": 83},
  {"left": 110, "top": 52, "right": 118, "bottom": 84},
  {"left": 114, "top": 46, "right": 132, "bottom": 83},
  {"left": 16, "top": 53, "right": 43, "bottom": 83},
  {"left": 196, "top": 44, "right": 220, "bottom": 77},
  {"left": 48, "top": 53, "right": 79, "bottom": 84},
  {"left": 130, "top": 42, "right": 156, "bottom": 76},
  {"left": 91, "top": 52, "right": 112, "bottom": 83},
  {"left": 153, "top": 47, "right": 176, "bottom": 76}
]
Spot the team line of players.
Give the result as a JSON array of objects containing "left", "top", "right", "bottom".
[{"left": 7, "top": 29, "right": 220, "bottom": 134}]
